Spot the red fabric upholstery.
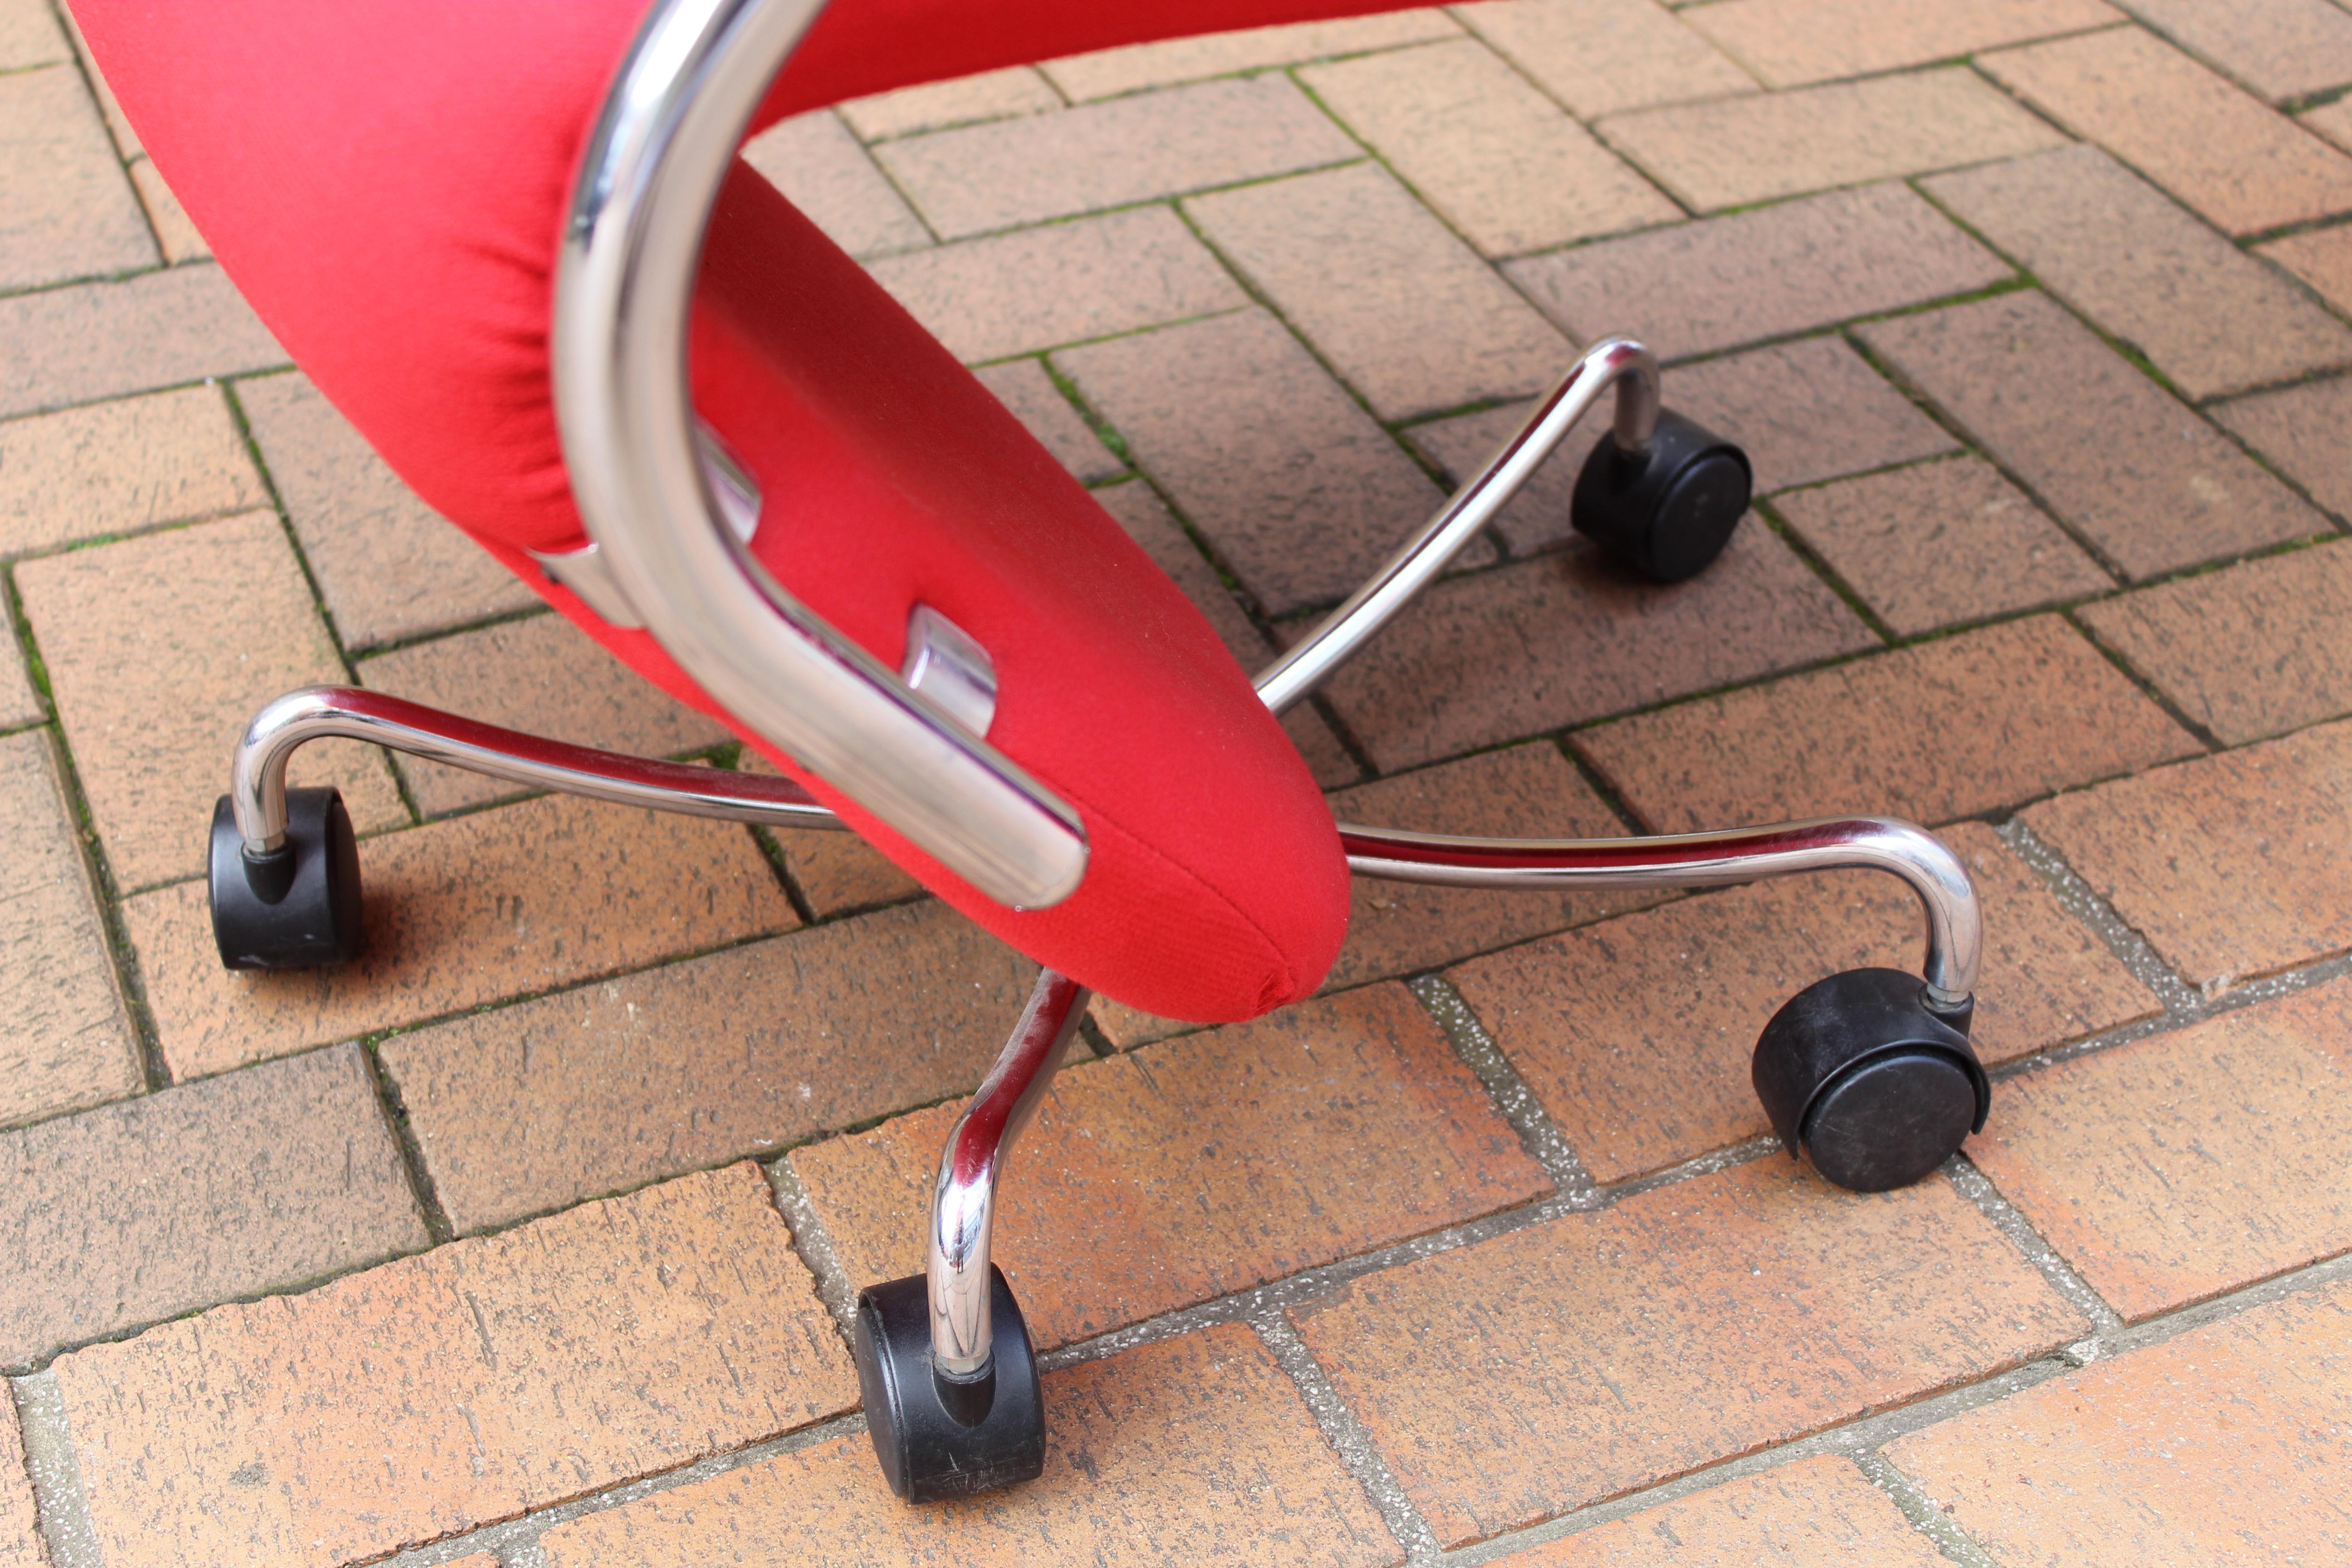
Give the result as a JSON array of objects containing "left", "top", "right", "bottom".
[{"left": 69, "top": 0, "right": 1417, "bottom": 1021}]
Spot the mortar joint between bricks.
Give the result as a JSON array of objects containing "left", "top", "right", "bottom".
[
  {"left": 1847, "top": 1450, "right": 2002, "bottom": 1568},
  {"left": 1250, "top": 1309, "right": 1444, "bottom": 1563},
  {"left": 1992, "top": 816, "right": 2201, "bottom": 1015},
  {"left": 10, "top": 1369, "right": 103, "bottom": 1568},
  {"left": 1407, "top": 973, "right": 1600, "bottom": 1202},
  {"left": 1941, "top": 1153, "right": 2124, "bottom": 1338},
  {"left": 761, "top": 1156, "right": 863, "bottom": 1340}
]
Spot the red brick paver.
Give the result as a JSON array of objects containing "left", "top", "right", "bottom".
[
  {"left": 793, "top": 984, "right": 1547, "bottom": 1348},
  {"left": 126, "top": 791, "right": 796, "bottom": 1078},
  {"left": 741, "top": 112, "right": 929, "bottom": 259},
  {"left": 2026, "top": 719, "right": 2352, "bottom": 992},
  {"left": 1981, "top": 25, "right": 2352, "bottom": 235},
  {"left": 1294, "top": 1158, "right": 2086, "bottom": 1547},
  {"left": 1858, "top": 292, "right": 2325, "bottom": 579},
  {"left": 55, "top": 1164, "right": 854, "bottom": 1568},
  {"left": 1580, "top": 615, "right": 2196, "bottom": 832},
  {"left": 1968, "top": 977, "right": 2352, "bottom": 1319},
  {"left": 0, "top": 384, "right": 264, "bottom": 555},
  {"left": 1884, "top": 1278, "right": 2352, "bottom": 1563},
  {"left": 1490, "top": 1454, "right": 1945, "bottom": 1566},
  {"left": 1044, "top": 9, "right": 1457, "bottom": 100},
  {"left": 1453, "top": 0, "right": 1758, "bottom": 119},
  {"left": 2124, "top": 0, "right": 2352, "bottom": 103},
  {"left": 2212, "top": 373, "right": 2352, "bottom": 519},
  {"left": 1452, "top": 821, "right": 2160, "bottom": 1182},
  {"left": 0, "top": 63, "right": 153, "bottom": 292},
  {"left": 1681, "top": 0, "right": 2121, "bottom": 88},
  {"left": 540, "top": 1323, "right": 1400, "bottom": 1568},
  {"left": 1664, "top": 336, "right": 1957, "bottom": 495},
  {"left": 0, "top": 1044, "right": 424, "bottom": 1368},
  {"left": 0, "top": 265, "right": 284, "bottom": 421},
  {"left": 1507, "top": 181, "right": 2009, "bottom": 363},
  {"left": 382, "top": 902, "right": 1034, "bottom": 1234}
]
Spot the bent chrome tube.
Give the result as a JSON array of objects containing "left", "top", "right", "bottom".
[
  {"left": 1254, "top": 338, "right": 1661, "bottom": 716},
  {"left": 929, "top": 968, "right": 1090, "bottom": 1378},
  {"left": 1341, "top": 815, "right": 1982, "bottom": 1010},
  {"left": 553, "top": 0, "right": 1088, "bottom": 912},
  {"left": 229, "top": 686, "right": 843, "bottom": 852}
]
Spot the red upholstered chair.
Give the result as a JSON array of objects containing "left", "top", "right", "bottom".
[{"left": 76, "top": 0, "right": 1991, "bottom": 1500}]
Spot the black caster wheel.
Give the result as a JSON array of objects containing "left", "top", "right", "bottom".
[
  {"left": 853, "top": 1265, "right": 1045, "bottom": 1503},
  {"left": 1571, "top": 407, "right": 1752, "bottom": 583},
  {"left": 208, "top": 788, "right": 364, "bottom": 970},
  {"left": 1752, "top": 968, "right": 1989, "bottom": 1193}
]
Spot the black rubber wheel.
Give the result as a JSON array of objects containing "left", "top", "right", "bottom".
[
  {"left": 1751, "top": 968, "right": 1989, "bottom": 1193},
  {"left": 1571, "top": 407, "right": 1752, "bottom": 583},
  {"left": 208, "top": 788, "right": 364, "bottom": 970},
  {"left": 853, "top": 1265, "right": 1045, "bottom": 1503}
]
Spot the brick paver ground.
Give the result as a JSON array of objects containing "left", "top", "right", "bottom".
[{"left": 3, "top": 2, "right": 2349, "bottom": 1563}]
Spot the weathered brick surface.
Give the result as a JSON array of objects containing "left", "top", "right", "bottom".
[
  {"left": 1981, "top": 25, "right": 2352, "bottom": 235},
  {"left": 1058, "top": 309, "right": 1445, "bottom": 616},
  {"left": 972, "top": 359, "right": 1123, "bottom": 484},
  {"left": 1294, "top": 1158, "right": 2086, "bottom": 1547},
  {"left": 382, "top": 902, "right": 1034, "bottom": 1234},
  {"left": 2117, "top": 0, "right": 2352, "bottom": 103},
  {"left": 1323, "top": 526, "right": 1871, "bottom": 771},
  {"left": 1884, "top": 1279, "right": 2352, "bottom": 1563},
  {"left": 0, "top": 1044, "right": 424, "bottom": 1368},
  {"left": 0, "top": 605, "right": 35, "bottom": 730},
  {"left": 358, "top": 612, "right": 729, "bottom": 815},
  {"left": 1454, "top": 0, "right": 1758, "bottom": 118},
  {"left": 0, "top": 264, "right": 284, "bottom": 421},
  {"left": 741, "top": 110, "right": 929, "bottom": 257},
  {"left": 1598, "top": 68, "right": 2066, "bottom": 212},
  {"left": 0, "top": 730, "right": 138, "bottom": 1130},
  {"left": 1775, "top": 456, "right": 2112, "bottom": 636},
  {"left": 2081, "top": 539, "right": 2352, "bottom": 745},
  {"left": 0, "top": 0, "right": 70, "bottom": 69},
  {"left": 1506, "top": 181, "right": 2009, "bottom": 363},
  {"left": 1325, "top": 744, "right": 1663, "bottom": 991},
  {"left": 56, "top": 1165, "right": 856, "bottom": 1568},
  {"left": 1682, "top": 0, "right": 2119, "bottom": 87},
  {"left": 2305, "top": 96, "right": 2352, "bottom": 153},
  {"left": 877, "top": 75, "right": 1359, "bottom": 237},
  {"left": 1924, "top": 145, "right": 2352, "bottom": 401},
  {"left": 870, "top": 206, "right": 1242, "bottom": 365},
  {"left": 1492, "top": 1454, "right": 1945, "bottom": 1566},
  {"left": 127, "top": 155, "right": 206, "bottom": 263},
  {"left": 1403, "top": 398, "right": 1586, "bottom": 554},
  {"left": 1665, "top": 336, "right": 1957, "bottom": 495},
  {"left": 0, "top": 64, "right": 154, "bottom": 291},
  {"left": 734, "top": 749, "right": 928, "bottom": 914},
  {"left": 1452, "top": 821, "right": 2160, "bottom": 1182},
  {"left": 239, "top": 372, "right": 536, "bottom": 650},
  {"left": 2212, "top": 372, "right": 2352, "bottom": 519},
  {"left": 2262, "top": 222, "right": 2352, "bottom": 314},
  {"left": 795, "top": 985, "right": 1547, "bottom": 1347},
  {"left": 1583, "top": 615, "right": 2195, "bottom": 832},
  {"left": 1303, "top": 39, "right": 1677, "bottom": 257},
  {"left": 839, "top": 66, "right": 1061, "bottom": 141},
  {"left": 15, "top": 510, "right": 406, "bottom": 890},
  {"left": 541, "top": 1323, "right": 1398, "bottom": 1568},
  {"left": 1187, "top": 162, "right": 1575, "bottom": 421},
  {"left": 1044, "top": 10, "right": 1458, "bottom": 100},
  {"left": 0, "top": 1386, "right": 41, "bottom": 1568},
  {"left": 127, "top": 790, "right": 796, "bottom": 1079},
  {"left": 0, "top": 385, "right": 264, "bottom": 556},
  {"left": 1968, "top": 978, "right": 2352, "bottom": 1319},
  {"left": 2024, "top": 720, "right": 2352, "bottom": 992},
  {"left": 1859, "top": 292, "right": 2325, "bottom": 579}
]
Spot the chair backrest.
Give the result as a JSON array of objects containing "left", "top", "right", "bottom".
[{"left": 69, "top": 0, "right": 1407, "bottom": 1021}]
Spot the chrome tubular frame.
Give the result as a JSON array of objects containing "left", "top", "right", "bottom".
[
  {"left": 927, "top": 968, "right": 1090, "bottom": 1378},
  {"left": 552, "top": 0, "right": 1088, "bottom": 913},
  {"left": 220, "top": 0, "right": 1988, "bottom": 1401}
]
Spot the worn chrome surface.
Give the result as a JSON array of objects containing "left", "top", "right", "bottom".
[
  {"left": 1253, "top": 338, "right": 1661, "bottom": 716},
  {"left": 1343, "top": 815, "right": 1982, "bottom": 1008},
  {"left": 526, "top": 541, "right": 647, "bottom": 629},
  {"left": 551, "top": 0, "right": 1087, "bottom": 911},
  {"left": 929, "top": 967, "right": 1090, "bottom": 1377},
  {"left": 902, "top": 605, "right": 999, "bottom": 738},
  {"left": 229, "top": 686, "right": 843, "bottom": 851}
]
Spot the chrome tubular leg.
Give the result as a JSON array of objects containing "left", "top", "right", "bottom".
[
  {"left": 1253, "top": 338, "right": 1660, "bottom": 715},
  {"left": 927, "top": 968, "right": 1090, "bottom": 1378},
  {"left": 1341, "top": 815, "right": 1983, "bottom": 1014},
  {"left": 228, "top": 684, "right": 845, "bottom": 859}
]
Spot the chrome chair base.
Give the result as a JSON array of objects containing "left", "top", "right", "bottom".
[{"left": 208, "top": 337, "right": 1987, "bottom": 1504}]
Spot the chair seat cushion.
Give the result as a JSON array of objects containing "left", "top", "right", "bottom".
[{"left": 69, "top": 0, "right": 1421, "bottom": 1020}]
